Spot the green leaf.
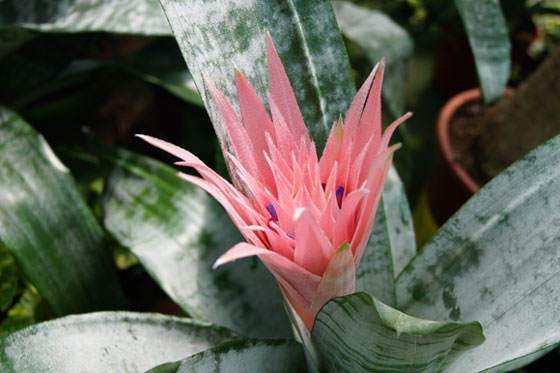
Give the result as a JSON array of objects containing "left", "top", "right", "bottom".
[
  {"left": 158, "top": 0, "right": 355, "bottom": 150},
  {"left": 0, "top": 0, "right": 170, "bottom": 56},
  {"left": 0, "top": 108, "right": 125, "bottom": 315},
  {"left": 396, "top": 133, "right": 560, "bottom": 372},
  {"left": 101, "top": 148, "right": 290, "bottom": 338},
  {"left": 356, "top": 167, "right": 416, "bottom": 307},
  {"left": 147, "top": 339, "right": 307, "bottom": 373},
  {"left": 51, "top": 41, "right": 204, "bottom": 107},
  {"left": 0, "top": 245, "right": 19, "bottom": 313},
  {"left": 333, "top": 0, "right": 413, "bottom": 117},
  {"left": 115, "top": 41, "right": 202, "bottom": 106},
  {"left": 0, "top": 1, "right": 199, "bottom": 107},
  {"left": 454, "top": 0, "right": 511, "bottom": 103},
  {"left": 1, "top": 38, "right": 201, "bottom": 109},
  {"left": 0, "top": 285, "right": 47, "bottom": 338},
  {"left": 311, "top": 292, "right": 484, "bottom": 372},
  {"left": 0, "top": 0, "right": 169, "bottom": 34},
  {"left": 0, "top": 312, "right": 237, "bottom": 372}
]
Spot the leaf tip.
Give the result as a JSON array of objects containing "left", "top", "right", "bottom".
[{"left": 212, "top": 257, "right": 227, "bottom": 270}]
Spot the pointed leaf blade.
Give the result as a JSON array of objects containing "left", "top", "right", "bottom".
[
  {"left": 0, "top": 312, "right": 236, "bottom": 372},
  {"left": 454, "top": 0, "right": 511, "bottom": 103},
  {"left": 333, "top": 0, "right": 413, "bottom": 117},
  {"left": 311, "top": 292, "right": 484, "bottom": 372},
  {"left": 158, "top": 0, "right": 355, "bottom": 150},
  {"left": 356, "top": 167, "right": 416, "bottom": 306},
  {"left": 396, "top": 133, "right": 560, "bottom": 371},
  {"left": 0, "top": 108, "right": 125, "bottom": 315},
  {"left": 101, "top": 148, "right": 290, "bottom": 338},
  {"left": 0, "top": 0, "right": 170, "bottom": 36},
  {"left": 147, "top": 339, "right": 307, "bottom": 373},
  {"left": 0, "top": 0, "right": 170, "bottom": 57}
]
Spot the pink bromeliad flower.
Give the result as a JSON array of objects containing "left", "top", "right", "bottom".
[{"left": 138, "top": 36, "right": 411, "bottom": 330}]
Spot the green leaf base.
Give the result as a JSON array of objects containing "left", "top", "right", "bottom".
[{"left": 311, "top": 292, "right": 484, "bottom": 372}]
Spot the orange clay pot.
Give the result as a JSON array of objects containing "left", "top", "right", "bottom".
[{"left": 429, "top": 88, "right": 513, "bottom": 225}]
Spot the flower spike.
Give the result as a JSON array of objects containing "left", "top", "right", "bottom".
[{"left": 138, "top": 36, "right": 410, "bottom": 330}]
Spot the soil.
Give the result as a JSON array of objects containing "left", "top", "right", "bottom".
[{"left": 448, "top": 99, "right": 491, "bottom": 187}]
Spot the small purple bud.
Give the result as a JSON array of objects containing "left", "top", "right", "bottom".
[
  {"left": 266, "top": 203, "right": 279, "bottom": 222},
  {"left": 336, "top": 186, "right": 345, "bottom": 208},
  {"left": 287, "top": 232, "right": 295, "bottom": 240}
]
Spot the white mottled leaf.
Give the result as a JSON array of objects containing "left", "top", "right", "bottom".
[
  {"left": 455, "top": 0, "right": 511, "bottom": 103},
  {"left": 312, "top": 292, "right": 484, "bottom": 372},
  {"left": 0, "top": 312, "right": 236, "bottom": 373},
  {"left": 397, "top": 134, "right": 560, "bottom": 371}
]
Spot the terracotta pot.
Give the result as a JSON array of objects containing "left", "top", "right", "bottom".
[
  {"left": 428, "top": 89, "right": 481, "bottom": 225},
  {"left": 438, "top": 89, "right": 482, "bottom": 191},
  {"left": 429, "top": 88, "right": 513, "bottom": 225}
]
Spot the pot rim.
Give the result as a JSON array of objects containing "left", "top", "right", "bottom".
[{"left": 436, "top": 88, "right": 483, "bottom": 194}]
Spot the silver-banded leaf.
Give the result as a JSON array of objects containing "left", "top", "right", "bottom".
[
  {"left": 101, "top": 148, "right": 290, "bottom": 338},
  {"left": 0, "top": 0, "right": 169, "bottom": 34},
  {"left": 454, "top": 0, "right": 511, "bottom": 103},
  {"left": 396, "top": 133, "right": 560, "bottom": 372},
  {"left": 483, "top": 344, "right": 558, "bottom": 373},
  {"left": 356, "top": 167, "right": 416, "bottom": 306},
  {"left": 147, "top": 339, "right": 307, "bottom": 373},
  {"left": 158, "top": 0, "right": 355, "bottom": 150},
  {"left": 0, "top": 108, "right": 125, "bottom": 315},
  {"left": 333, "top": 0, "right": 413, "bottom": 117},
  {"left": 382, "top": 168, "right": 417, "bottom": 276},
  {"left": 311, "top": 292, "right": 484, "bottom": 372},
  {"left": 0, "top": 0, "right": 170, "bottom": 56},
  {"left": 0, "top": 312, "right": 237, "bottom": 373}
]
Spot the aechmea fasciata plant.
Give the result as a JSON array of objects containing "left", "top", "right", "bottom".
[{"left": 138, "top": 35, "right": 411, "bottom": 330}]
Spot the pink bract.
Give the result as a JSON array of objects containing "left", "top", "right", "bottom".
[{"left": 138, "top": 35, "right": 411, "bottom": 330}]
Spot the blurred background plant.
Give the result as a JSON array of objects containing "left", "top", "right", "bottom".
[{"left": 1, "top": 1, "right": 559, "bottom": 371}]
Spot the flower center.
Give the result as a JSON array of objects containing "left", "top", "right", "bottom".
[
  {"left": 266, "top": 203, "right": 279, "bottom": 222},
  {"left": 336, "top": 186, "right": 345, "bottom": 208}
]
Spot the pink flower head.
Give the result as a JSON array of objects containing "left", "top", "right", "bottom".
[{"left": 138, "top": 36, "right": 411, "bottom": 330}]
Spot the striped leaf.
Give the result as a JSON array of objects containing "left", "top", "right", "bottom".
[
  {"left": 0, "top": 0, "right": 169, "bottom": 34},
  {"left": 147, "top": 339, "right": 306, "bottom": 373},
  {"left": 1, "top": 39, "right": 201, "bottom": 110},
  {"left": 454, "top": 0, "right": 511, "bottom": 103},
  {"left": 396, "top": 133, "right": 560, "bottom": 371},
  {"left": 158, "top": 0, "right": 355, "bottom": 150},
  {"left": 333, "top": 0, "right": 413, "bottom": 117},
  {"left": 0, "top": 0, "right": 169, "bottom": 56},
  {"left": 0, "top": 0, "right": 199, "bottom": 108},
  {"left": 356, "top": 167, "right": 416, "bottom": 306},
  {"left": 101, "top": 148, "right": 290, "bottom": 338},
  {"left": 311, "top": 292, "right": 484, "bottom": 372},
  {"left": 0, "top": 108, "right": 125, "bottom": 316},
  {"left": 108, "top": 41, "right": 202, "bottom": 106},
  {"left": 0, "top": 312, "right": 236, "bottom": 372}
]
